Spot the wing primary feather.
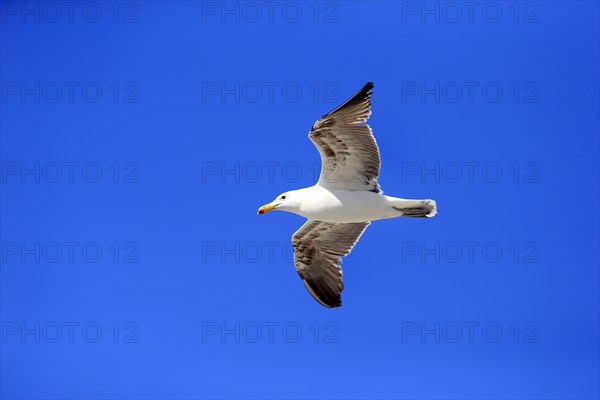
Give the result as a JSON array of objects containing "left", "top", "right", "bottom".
[
  {"left": 292, "top": 220, "right": 369, "bottom": 308},
  {"left": 316, "top": 81, "right": 374, "bottom": 123},
  {"left": 308, "top": 82, "right": 381, "bottom": 192}
]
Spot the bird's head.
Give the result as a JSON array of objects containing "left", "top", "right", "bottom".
[{"left": 257, "top": 191, "right": 297, "bottom": 215}]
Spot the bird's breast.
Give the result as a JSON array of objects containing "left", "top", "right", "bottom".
[{"left": 297, "top": 187, "right": 395, "bottom": 223}]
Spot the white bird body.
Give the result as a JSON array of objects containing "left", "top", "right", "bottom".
[{"left": 279, "top": 185, "right": 432, "bottom": 223}]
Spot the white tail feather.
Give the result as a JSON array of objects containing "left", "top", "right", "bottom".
[{"left": 390, "top": 198, "right": 437, "bottom": 218}]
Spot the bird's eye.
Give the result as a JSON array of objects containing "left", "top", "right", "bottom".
[{"left": 281, "top": 195, "right": 286, "bottom": 200}]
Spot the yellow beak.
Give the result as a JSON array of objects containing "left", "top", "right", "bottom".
[{"left": 258, "top": 202, "right": 278, "bottom": 215}]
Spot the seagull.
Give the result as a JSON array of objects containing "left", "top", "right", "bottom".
[{"left": 258, "top": 82, "right": 437, "bottom": 308}]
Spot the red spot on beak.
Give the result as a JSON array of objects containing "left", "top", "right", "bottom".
[{"left": 258, "top": 209, "right": 265, "bottom": 215}]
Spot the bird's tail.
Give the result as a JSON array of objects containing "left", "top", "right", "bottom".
[{"left": 390, "top": 198, "right": 437, "bottom": 218}]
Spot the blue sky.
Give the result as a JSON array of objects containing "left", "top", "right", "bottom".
[{"left": 1, "top": 1, "right": 599, "bottom": 398}]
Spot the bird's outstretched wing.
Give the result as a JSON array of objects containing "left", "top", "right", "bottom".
[
  {"left": 292, "top": 220, "right": 370, "bottom": 308},
  {"left": 309, "top": 82, "right": 381, "bottom": 192}
]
